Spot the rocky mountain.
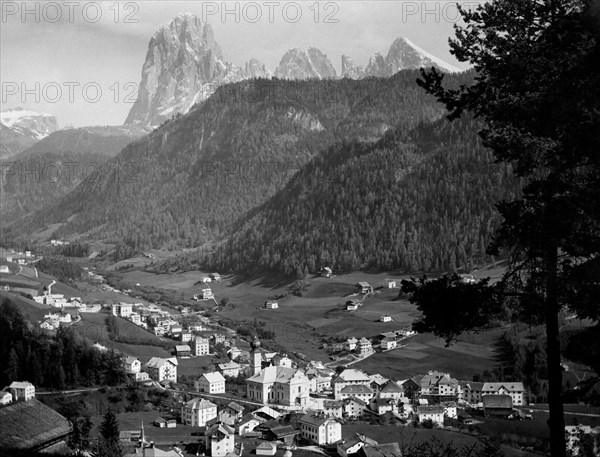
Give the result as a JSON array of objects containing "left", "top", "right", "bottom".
[
  {"left": 1, "top": 125, "right": 147, "bottom": 222},
  {"left": 342, "top": 37, "right": 461, "bottom": 79},
  {"left": 12, "top": 72, "right": 461, "bottom": 249},
  {"left": 274, "top": 48, "right": 336, "bottom": 80},
  {"left": 0, "top": 108, "right": 59, "bottom": 158},
  {"left": 124, "top": 13, "right": 272, "bottom": 127}
]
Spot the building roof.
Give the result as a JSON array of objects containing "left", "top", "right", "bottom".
[
  {"left": 269, "top": 425, "right": 297, "bottom": 438},
  {"left": 227, "top": 401, "right": 244, "bottom": 413},
  {"left": 339, "top": 434, "right": 379, "bottom": 451},
  {"left": 175, "top": 345, "right": 192, "bottom": 352},
  {"left": 344, "top": 396, "right": 367, "bottom": 406},
  {"left": 333, "top": 369, "right": 371, "bottom": 383},
  {"left": 247, "top": 366, "right": 308, "bottom": 384},
  {"left": 124, "top": 357, "right": 139, "bottom": 364},
  {"left": 254, "top": 406, "right": 281, "bottom": 419},
  {"left": 147, "top": 357, "right": 178, "bottom": 368},
  {"left": 460, "top": 381, "right": 485, "bottom": 391},
  {"left": 417, "top": 405, "right": 445, "bottom": 414},
  {"left": 357, "top": 282, "right": 372, "bottom": 287},
  {"left": 369, "top": 374, "right": 389, "bottom": 386},
  {"left": 218, "top": 361, "right": 241, "bottom": 370},
  {"left": 482, "top": 382, "right": 525, "bottom": 392},
  {"left": 380, "top": 381, "right": 403, "bottom": 393},
  {"left": 7, "top": 381, "right": 34, "bottom": 389},
  {"left": 358, "top": 443, "right": 402, "bottom": 457},
  {"left": 381, "top": 337, "right": 396, "bottom": 343},
  {"left": 256, "top": 441, "right": 277, "bottom": 450},
  {"left": 184, "top": 398, "right": 217, "bottom": 410},
  {"left": 240, "top": 413, "right": 264, "bottom": 425},
  {"left": 201, "top": 371, "right": 226, "bottom": 383},
  {"left": 0, "top": 399, "right": 71, "bottom": 450},
  {"left": 206, "top": 422, "right": 235, "bottom": 436},
  {"left": 299, "top": 413, "right": 338, "bottom": 427},
  {"left": 340, "top": 384, "right": 373, "bottom": 395},
  {"left": 323, "top": 400, "right": 344, "bottom": 409},
  {"left": 483, "top": 394, "right": 513, "bottom": 409}
]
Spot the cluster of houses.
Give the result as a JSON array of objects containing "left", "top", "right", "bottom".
[{"left": 39, "top": 311, "right": 72, "bottom": 330}]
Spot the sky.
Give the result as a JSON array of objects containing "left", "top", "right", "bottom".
[{"left": 1, "top": 1, "right": 479, "bottom": 127}]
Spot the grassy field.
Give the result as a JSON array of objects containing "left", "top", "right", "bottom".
[
  {"left": 0, "top": 290, "right": 52, "bottom": 321},
  {"left": 73, "top": 312, "right": 171, "bottom": 359}
]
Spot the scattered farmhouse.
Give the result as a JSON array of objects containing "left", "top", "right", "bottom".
[
  {"left": 356, "top": 282, "right": 373, "bottom": 294},
  {"left": 320, "top": 267, "right": 333, "bottom": 278},
  {"left": 265, "top": 300, "right": 279, "bottom": 309},
  {"left": 379, "top": 315, "right": 393, "bottom": 323},
  {"left": 383, "top": 279, "right": 397, "bottom": 289}
]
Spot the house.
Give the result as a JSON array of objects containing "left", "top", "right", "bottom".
[
  {"left": 124, "top": 357, "right": 141, "bottom": 373},
  {"left": 129, "top": 313, "right": 142, "bottom": 325},
  {"left": 417, "top": 405, "right": 445, "bottom": 426},
  {"left": 202, "top": 276, "right": 212, "bottom": 283},
  {"left": 299, "top": 412, "right": 342, "bottom": 445},
  {"left": 338, "top": 384, "right": 374, "bottom": 402},
  {"left": 175, "top": 344, "right": 192, "bottom": 358},
  {"left": 0, "top": 392, "right": 13, "bottom": 405},
  {"left": 381, "top": 337, "right": 397, "bottom": 350},
  {"left": 217, "top": 402, "right": 244, "bottom": 425},
  {"left": 482, "top": 394, "right": 513, "bottom": 418},
  {"left": 256, "top": 441, "right": 277, "bottom": 455},
  {"left": 272, "top": 354, "right": 293, "bottom": 368},
  {"left": 379, "top": 381, "right": 405, "bottom": 401},
  {"left": 205, "top": 422, "right": 235, "bottom": 457},
  {"left": 332, "top": 369, "right": 372, "bottom": 399},
  {"left": 343, "top": 397, "right": 369, "bottom": 419},
  {"left": 194, "top": 337, "right": 210, "bottom": 356},
  {"left": 196, "top": 372, "right": 226, "bottom": 394},
  {"left": 112, "top": 303, "right": 132, "bottom": 318},
  {"left": 246, "top": 366, "right": 310, "bottom": 406},
  {"left": 0, "top": 399, "right": 71, "bottom": 452},
  {"left": 213, "top": 333, "right": 226, "bottom": 344},
  {"left": 218, "top": 361, "right": 241, "bottom": 378},
  {"left": 356, "top": 282, "right": 373, "bottom": 294},
  {"left": 322, "top": 400, "right": 344, "bottom": 418},
  {"left": 265, "top": 425, "right": 298, "bottom": 445},
  {"left": 357, "top": 338, "right": 374, "bottom": 355},
  {"left": 383, "top": 279, "right": 397, "bottom": 289},
  {"left": 419, "top": 371, "right": 460, "bottom": 400},
  {"left": 482, "top": 382, "right": 525, "bottom": 406},
  {"left": 202, "top": 287, "right": 214, "bottom": 300},
  {"left": 337, "top": 434, "right": 379, "bottom": 457},
  {"left": 379, "top": 315, "right": 393, "bottom": 323},
  {"left": 146, "top": 357, "right": 178, "bottom": 383},
  {"left": 441, "top": 401, "right": 458, "bottom": 419},
  {"left": 210, "top": 273, "right": 222, "bottom": 281},
  {"left": 0, "top": 265, "right": 9, "bottom": 274},
  {"left": 346, "top": 338, "right": 358, "bottom": 351},
  {"left": 238, "top": 413, "right": 264, "bottom": 437},
  {"left": 346, "top": 303, "right": 359, "bottom": 311},
  {"left": 7, "top": 381, "right": 35, "bottom": 401},
  {"left": 459, "top": 381, "right": 484, "bottom": 404},
  {"left": 371, "top": 398, "right": 398, "bottom": 415},
  {"left": 264, "top": 300, "right": 279, "bottom": 309},
  {"left": 357, "top": 443, "right": 402, "bottom": 457},
  {"left": 180, "top": 332, "right": 193, "bottom": 342},
  {"left": 320, "top": 267, "right": 333, "bottom": 278},
  {"left": 154, "top": 417, "right": 176, "bottom": 428},
  {"left": 181, "top": 398, "right": 218, "bottom": 426}
]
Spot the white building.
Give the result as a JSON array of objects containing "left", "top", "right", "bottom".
[
  {"left": 218, "top": 361, "right": 241, "bottom": 378},
  {"left": 379, "top": 315, "right": 392, "bottom": 323},
  {"left": 194, "top": 337, "right": 210, "bottom": 356},
  {"left": 246, "top": 366, "right": 310, "bottom": 407},
  {"left": 0, "top": 391, "right": 13, "bottom": 405},
  {"left": 201, "top": 287, "right": 214, "bottom": 300},
  {"left": 383, "top": 279, "right": 397, "bottom": 289},
  {"left": 205, "top": 422, "right": 235, "bottom": 457},
  {"left": 238, "top": 413, "right": 264, "bottom": 437},
  {"left": 346, "top": 337, "right": 358, "bottom": 351},
  {"left": 357, "top": 338, "right": 374, "bottom": 355},
  {"left": 299, "top": 412, "right": 342, "bottom": 445},
  {"left": 441, "top": 401, "right": 458, "bottom": 419},
  {"left": 129, "top": 313, "right": 142, "bottom": 325},
  {"left": 146, "top": 357, "right": 178, "bottom": 383},
  {"left": 417, "top": 405, "right": 445, "bottom": 426},
  {"left": 381, "top": 337, "right": 397, "bottom": 350},
  {"left": 196, "top": 372, "right": 226, "bottom": 394},
  {"left": 332, "top": 369, "right": 372, "bottom": 399},
  {"left": 337, "top": 434, "right": 379, "bottom": 457},
  {"left": 112, "top": 303, "right": 132, "bottom": 318},
  {"left": 124, "top": 357, "right": 141, "bottom": 373},
  {"left": 181, "top": 398, "right": 217, "bottom": 427},
  {"left": 264, "top": 300, "right": 279, "bottom": 309},
  {"left": 482, "top": 382, "right": 525, "bottom": 406},
  {"left": 7, "top": 381, "right": 35, "bottom": 401},
  {"left": 338, "top": 384, "right": 374, "bottom": 403}
]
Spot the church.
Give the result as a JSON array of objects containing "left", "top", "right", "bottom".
[{"left": 245, "top": 338, "right": 310, "bottom": 407}]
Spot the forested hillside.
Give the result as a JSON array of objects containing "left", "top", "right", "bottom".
[
  {"left": 0, "top": 299, "right": 126, "bottom": 389},
  {"left": 201, "top": 116, "right": 522, "bottom": 275},
  {"left": 1, "top": 126, "right": 147, "bottom": 222},
  {"left": 10, "top": 72, "right": 473, "bottom": 254}
]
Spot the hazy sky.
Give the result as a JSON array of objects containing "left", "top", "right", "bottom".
[{"left": 1, "top": 1, "right": 479, "bottom": 127}]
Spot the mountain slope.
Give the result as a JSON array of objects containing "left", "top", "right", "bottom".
[
  {"left": 1, "top": 125, "right": 147, "bottom": 222},
  {"left": 202, "top": 117, "right": 521, "bottom": 275},
  {"left": 0, "top": 108, "right": 59, "bottom": 158},
  {"left": 13, "top": 71, "right": 472, "bottom": 250},
  {"left": 275, "top": 48, "right": 337, "bottom": 79}
]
